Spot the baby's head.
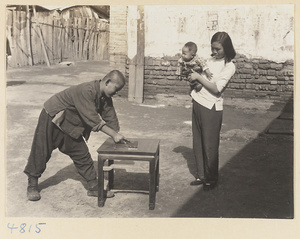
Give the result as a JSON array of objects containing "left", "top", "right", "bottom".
[{"left": 181, "top": 42, "right": 197, "bottom": 62}]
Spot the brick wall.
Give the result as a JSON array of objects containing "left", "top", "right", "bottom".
[
  {"left": 109, "top": 6, "right": 128, "bottom": 97},
  {"left": 133, "top": 54, "right": 293, "bottom": 102}
]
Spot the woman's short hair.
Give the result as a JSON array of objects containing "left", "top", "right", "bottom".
[{"left": 211, "top": 32, "right": 236, "bottom": 63}]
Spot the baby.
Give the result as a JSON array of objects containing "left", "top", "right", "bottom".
[{"left": 176, "top": 41, "right": 213, "bottom": 92}]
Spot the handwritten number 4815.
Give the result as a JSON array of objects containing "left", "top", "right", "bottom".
[{"left": 7, "top": 223, "right": 46, "bottom": 234}]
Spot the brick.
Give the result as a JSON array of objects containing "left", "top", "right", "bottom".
[
  {"left": 266, "top": 76, "right": 277, "bottom": 80},
  {"left": 256, "top": 77, "right": 269, "bottom": 84},
  {"left": 268, "top": 85, "right": 277, "bottom": 91},
  {"left": 242, "top": 69, "right": 253, "bottom": 74},
  {"left": 255, "top": 91, "right": 268, "bottom": 97},
  {"left": 284, "top": 59, "right": 294, "bottom": 66},
  {"left": 245, "top": 84, "right": 255, "bottom": 89},
  {"left": 269, "top": 95, "right": 282, "bottom": 100},
  {"left": 146, "top": 57, "right": 153, "bottom": 65},
  {"left": 259, "top": 59, "right": 269, "bottom": 64},
  {"left": 270, "top": 63, "right": 283, "bottom": 70},
  {"left": 284, "top": 85, "right": 293, "bottom": 92},
  {"left": 257, "top": 69, "right": 267, "bottom": 75},
  {"left": 244, "top": 63, "right": 252, "bottom": 69},
  {"left": 277, "top": 85, "right": 283, "bottom": 92},
  {"left": 231, "top": 78, "right": 243, "bottom": 83},
  {"left": 258, "top": 63, "right": 270, "bottom": 70},
  {"left": 229, "top": 83, "right": 241, "bottom": 89},
  {"left": 270, "top": 80, "right": 278, "bottom": 85},
  {"left": 267, "top": 70, "right": 276, "bottom": 76}
]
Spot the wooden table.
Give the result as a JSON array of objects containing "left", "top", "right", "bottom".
[{"left": 97, "top": 138, "right": 160, "bottom": 210}]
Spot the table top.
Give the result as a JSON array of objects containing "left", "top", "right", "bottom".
[{"left": 97, "top": 138, "right": 160, "bottom": 155}]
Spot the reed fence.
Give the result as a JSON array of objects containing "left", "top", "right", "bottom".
[{"left": 6, "top": 8, "right": 109, "bottom": 67}]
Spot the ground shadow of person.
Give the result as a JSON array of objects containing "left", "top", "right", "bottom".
[
  {"left": 173, "top": 146, "right": 198, "bottom": 179},
  {"left": 37, "top": 160, "right": 149, "bottom": 193},
  {"left": 38, "top": 162, "right": 88, "bottom": 192},
  {"left": 171, "top": 99, "right": 293, "bottom": 218}
]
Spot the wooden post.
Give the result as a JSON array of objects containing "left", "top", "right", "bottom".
[
  {"left": 78, "top": 18, "right": 83, "bottom": 60},
  {"left": 127, "top": 6, "right": 137, "bottom": 102},
  {"left": 51, "top": 18, "right": 55, "bottom": 63},
  {"left": 19, "top": 11, "right": 26, "bottom": 66},
  {"left": 88, "top": 18, "right": 95, "bottom": 60},
  {"left": 33, "top": 6, "right": 50, "bottom": 67},
  {"left": 82, "top": 18, "right": 90, "bottom": 60},
  {"left": 26, "top": 6, "right": 33, "bottom": 65},
  {"left": 12, "top": 10, "right": 19, "bottom": 67},
  {"left": 128, "top": 56, "right": 136, "bottom": 102},
  {"left": 57, "top": 18, "right": 62, "bottom": 62},
  {"left": 73, "top": 17, "right": 78, "bottom": 60},
  {"left": 135, "top": 5, "right": 145, "bottom": 103},
  {"left": 65, "top": 18, "right": 71, "bottom": 60}
]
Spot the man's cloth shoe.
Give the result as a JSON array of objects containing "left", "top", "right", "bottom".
[
  {"left": 27, "top": 186, "right": 41, "bottom": 201},
  {"left": 87, "top": 190, "right": 115, "bottom": 198}
]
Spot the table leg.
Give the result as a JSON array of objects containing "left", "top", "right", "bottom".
[
  {"left": 149, "top": 158, "right": 156, "bottom": 210},
  {"left": 156, "top": 146, "right": 160, "bottom": 192},
  {"left": 108, "top": 159, "right": 114, "bottom": 190},
  {"left": 98, "top": 155, "right": 105, "bottom": 207},
  {"left": 156, "top": 157, "right": 159, "bottom": 192}
]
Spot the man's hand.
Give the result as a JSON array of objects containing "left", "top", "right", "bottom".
[{"left": 112, "top": 133, "right": 125, "bottom": 143}]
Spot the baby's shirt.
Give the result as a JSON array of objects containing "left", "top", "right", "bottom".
[{"left": 176, "top": 54, "right": 209, "bottom": 78}]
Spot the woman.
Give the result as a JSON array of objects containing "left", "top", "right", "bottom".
[{"left": 189, "top": 31, "right": 236, "bottom": 191}]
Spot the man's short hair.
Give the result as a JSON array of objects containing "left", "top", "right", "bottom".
[{"left": 104, "top": 70, "right": 125, "bottom": 86}]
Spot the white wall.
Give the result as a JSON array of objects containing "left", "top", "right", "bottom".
[{"left": 143, "top": 5, "right": 294, "bottom": 63}]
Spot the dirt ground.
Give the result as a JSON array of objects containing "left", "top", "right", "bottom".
[{"left": 5, "top": 61, "right": 293, "bottom": 218}]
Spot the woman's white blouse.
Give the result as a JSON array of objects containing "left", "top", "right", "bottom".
[{"left": 191, "top": 57, "right": 236, "bottom": 111}]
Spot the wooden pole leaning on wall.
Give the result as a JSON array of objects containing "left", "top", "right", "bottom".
[
  {"left": 135, "top": 5, "right": 145, "bottom": 104},
  {"left": 32, "top": 5, "right": 51, "bottom": 67}
]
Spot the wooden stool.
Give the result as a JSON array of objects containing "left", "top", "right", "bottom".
[{"left": 97, "top": 138, "right": 160, "bottom": 210}]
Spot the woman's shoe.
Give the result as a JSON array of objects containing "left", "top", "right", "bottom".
[
  {"left": 203, "top": 181, "right": 217, "bottom": 191},
  {"left": 190, "top": 178, "right": 204, "bottom": 186}
]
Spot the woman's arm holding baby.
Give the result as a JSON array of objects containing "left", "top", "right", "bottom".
[{"left": 189, "top": 71, "right": 219, "bottom": 95}]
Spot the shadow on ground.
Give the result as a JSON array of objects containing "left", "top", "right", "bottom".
[
  {"left": 172, "top": 100, "right": 293, "bottom": 218},
  {"left": 38, "top": 162, "right": 150, "bottom": 193}
]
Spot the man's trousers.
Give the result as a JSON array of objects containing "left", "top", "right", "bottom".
[{"left": 24, "top": 109, "right": 97, "bottom": 184}]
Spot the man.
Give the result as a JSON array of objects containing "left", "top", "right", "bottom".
[{"left": 24, "top": 70, "right": 126, "bottom": 201}]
